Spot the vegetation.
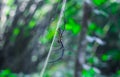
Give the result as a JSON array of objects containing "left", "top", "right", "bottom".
[{"left": 0, "top": 0, "right": 120, "bottom": 77}]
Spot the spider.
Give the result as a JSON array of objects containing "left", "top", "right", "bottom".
[{"left": 49, "top": 18, "right": 66, "bottom": 63}]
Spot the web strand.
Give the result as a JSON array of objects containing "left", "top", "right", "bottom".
[{"left": 39, "top": 0, "right": 67, "bottom": 77}]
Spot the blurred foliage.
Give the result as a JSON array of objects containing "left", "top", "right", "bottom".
[
  {"left": 92, "top": 0, "right": 107, "bottom": 6},
  {"left": 65, "top": 18, "right": 81, "bottom": 35},
  {"left": 0, "top": 69, "right": 16, "bottom": 77},
  {"left": 82, "top": 68, "right": 97, "bottom": 77},
  {"left": 0, "top": 0, "right": 120, "bottom": 77}
]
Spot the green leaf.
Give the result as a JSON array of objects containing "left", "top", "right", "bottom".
[
  {"left": 89, "top": 23, "right": 97, "bottom": 30},
  {"left": 39, "top": 26, "right": 56, "bottom": 44},
  {"left": 96, "top": 27, "right": 104, "bottom": 37},
  {"left": 108, "top": 50, "right": 120, "bottom": 60},
  {"left": 102, "top": 50, "right": 120, "bottom": 61},
  {"left": 92, "top": 0, "right": 107, "bottom": 6},
  {"left": 73, "top": 24, "right": 81, "bottom": 35},
  {"left": 7, "top": 0, "right": 14, "bottom": 6},
  {"left": 117, "top": 70, "right": 120, "bottom": 75},
  {"left": 29, "top": 20, "right": 36, "bottom": 29},
  {"left": 13, "top": 28, "right": 20, "bottom": 36},
  {"left": 0, "top": 69, "right": 11, "bottom": 77},
  {"left": 88, "top": 58, "right": 94, "bottom": 64},
  {"left": 107, "top": 2, "right": 119, "bottom": 14},
  {"left": 65, "top": 0, "right": 80, "bottom": 18},
  {"left": 82, "top": 68, "right": 96, "bottom": 77},
  {"left": 9, "top": 74, "right": 17, "bottom": 77},
  {"left": 101, "top": 54, "right": 109, "bottom": 61},
  {"left": 65, "top": 18, "right": 81, "bottom": 35},
  {"left": 66, "top": 24, "right": 72, "bottom": 30}
]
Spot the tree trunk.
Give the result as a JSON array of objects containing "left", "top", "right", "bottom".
[{"left": 75, "top": 2, "right": 92, "bottom": 77}]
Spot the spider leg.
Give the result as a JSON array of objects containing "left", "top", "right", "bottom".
[
  {"left": 48, "top": 14, "right": 66, "bottom": 63},
  {"left": 48, "top": 41, "right": 64, "bottom": 63}
]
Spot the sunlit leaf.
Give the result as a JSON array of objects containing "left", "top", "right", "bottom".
[
  {"left": 7, "top": 0, "right": 14, "bottom": 6},
  {"left": 92, "top": 0, "right": 107, "bottom": 6},
  {"left": 66, "top": 24, "right": 72, "bottom": 30},
  {"left": 29, "top": 20, "right": 36, "bottom": 29},
  {"left": 73, "top": 24, "right": 81, "bottom": 35},
  {"left": 65, "top": 18, "right": 81, "bottom": 35},
  {"left": 82, "top": 68, "right": 96, "bottom": 77}
]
